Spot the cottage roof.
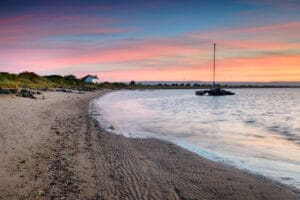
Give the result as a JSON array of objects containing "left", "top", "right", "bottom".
[{"left": 82, "top": 74, "right": 99, "bottom": 80}]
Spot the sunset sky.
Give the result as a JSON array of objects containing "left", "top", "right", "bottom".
[{"left": 0, "top": 0, "right": 300, "bottom": 82}]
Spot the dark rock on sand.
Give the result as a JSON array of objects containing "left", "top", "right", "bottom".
[
  {"left": 56, "top": 88, "right": 73, "bottom": 93},
  {"left": 0, "top": 88, "right": 18, "bottom": 95},
  {"left": 16, "top": 89, "right": 36, "bottom": 99}
]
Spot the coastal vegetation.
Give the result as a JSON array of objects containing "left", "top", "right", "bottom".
[
  {"left": 0, "top": 72, "right": 55, "bottom": 89},
  {"left": 0, "top": 72, "right": 98, "bottom": 90}
]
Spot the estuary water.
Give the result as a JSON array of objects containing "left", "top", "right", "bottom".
[{"left": 92, "top": 89, "right": 300, "bottom": 188}]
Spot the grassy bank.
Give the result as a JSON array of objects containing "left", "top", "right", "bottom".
[{"left": 0, "top": 72, "right": 99, "bottom": 90}]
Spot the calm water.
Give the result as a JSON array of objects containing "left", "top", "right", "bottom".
[{"left": 92, "top": 89, "right": 300, "bottom": 188}]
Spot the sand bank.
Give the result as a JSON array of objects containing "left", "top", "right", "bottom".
[{"left": 0, "top": 90, "right": 299, "bottom": 199}]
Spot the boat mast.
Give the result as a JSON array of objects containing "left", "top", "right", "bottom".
[{"left": 213, "top": 43, "right": 216, "bottom": 87}]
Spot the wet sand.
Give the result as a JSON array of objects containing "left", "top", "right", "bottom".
[{"left": 0, "top": 90, "right": 299, "bottom": 199}]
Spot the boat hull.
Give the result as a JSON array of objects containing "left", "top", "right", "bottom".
[{"left": 195, "top": 88, "right": 235, "bottom": 96}]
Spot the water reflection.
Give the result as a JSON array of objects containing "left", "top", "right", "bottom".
[{"left": 93, "top": 88, "right": 300, "bottom": 188}]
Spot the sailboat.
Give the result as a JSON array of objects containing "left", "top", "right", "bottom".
[{"left": 195, "top": 43, "right": 235, "bottom": 96}]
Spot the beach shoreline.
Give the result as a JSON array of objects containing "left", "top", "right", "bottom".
[{"left": 0, "top": 90, "right": 299, "bottom": 199}]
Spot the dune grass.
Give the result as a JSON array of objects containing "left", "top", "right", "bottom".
[{"left": 0, "top": 72, "right": 96, "bottom": 89}]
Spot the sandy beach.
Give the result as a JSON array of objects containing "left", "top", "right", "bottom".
[{"left": 0, "top": 91, "right": 299, "bottom": 200}]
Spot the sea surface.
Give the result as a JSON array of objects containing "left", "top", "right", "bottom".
[{"left": 92, "top": 88, "right": 300, "bottom": 188}]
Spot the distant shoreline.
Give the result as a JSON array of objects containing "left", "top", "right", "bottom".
[{"left": 1, "top": 72, "right": 299, "bottom": 92}]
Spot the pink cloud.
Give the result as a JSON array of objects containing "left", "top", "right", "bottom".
[
  {"left": 0, "top": 14, "right": 34, "bottom": 24},
  {"left": 216, "top": 40, "right": 300, "bottom": 51},
  {"left": 0, "top": 13, "right": 128, "bottom": 45},
  {"left": 185, "top": 21, "right": 300, "bottom": 56},
  {"left": 34, "top": 40, "right": 204, "bottom": 67},
  {"left": 189, "top": 21, "right": 300, "bottom": 40},
  {"left": 0, "top": 37, "right": 207, "bottom": 75}
]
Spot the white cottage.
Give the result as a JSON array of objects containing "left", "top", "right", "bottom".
[{"left": 82, "top": 75, "right": 101, "bottom": 84}]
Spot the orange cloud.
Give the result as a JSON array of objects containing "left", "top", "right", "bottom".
[
  {"left": 216, "top": 54, "right": 300, "bottom": 81},
  {"left": 94, "top": 54, "right": 300, "bottom": 82},
  {"left": 38, "top": 41, "right": 203, "bottom": 67}
]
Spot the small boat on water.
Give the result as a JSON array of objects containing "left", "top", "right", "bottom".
[
  {"left": 195, "top": 87, "right": 234, "bottom": 96},
  {"left": 195, "top": 43, "right": 235, "bottom": 96}
]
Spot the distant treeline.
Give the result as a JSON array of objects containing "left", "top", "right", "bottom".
[{"left": 0, "top": 72, "right": 298, "bottom": 91}]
